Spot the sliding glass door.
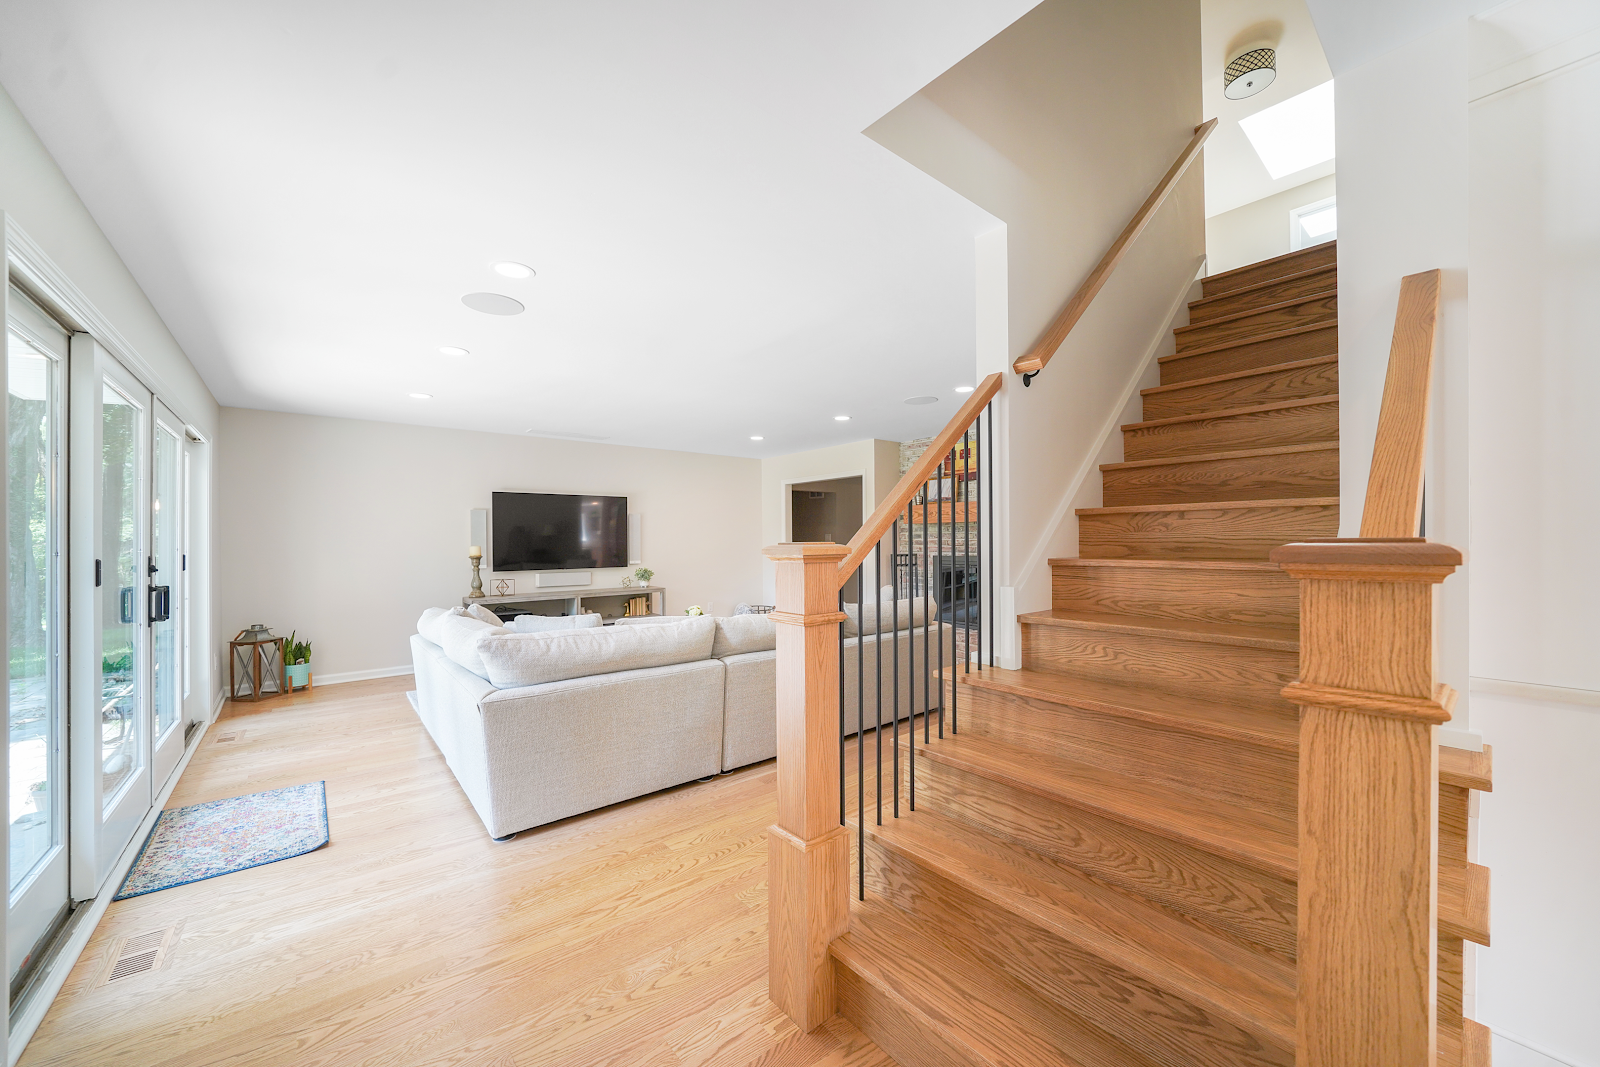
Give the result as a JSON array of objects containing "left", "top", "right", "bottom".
[
  {"left": 151, "top": 404, "right": 185, "bottom": 787},
  {"left": 7, "top": 289, "right": 70, "bottom": 983}
]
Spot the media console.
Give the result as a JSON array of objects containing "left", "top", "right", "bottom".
[{"left": 461, "top": 585, "right": 665, "bottom": 625}]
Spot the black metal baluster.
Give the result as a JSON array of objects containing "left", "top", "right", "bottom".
[
  {"left": 856, "top": 561, "right": 865, "bottom": 900},
  {"left": 892, "top": 519, "right": 900, "bottom": 819},
  {"left": 975, "top": 413, "right": 983, "bottom": 674},
  {"left": 987, "top": 401, "right": 995, "bottom": 669},
  {"left": 906, "top": 501, "right": 916, "bottom": 811},
  {"left": 938, "top": 454, "right": 948, "bottom": 738},
  {"left": 838, "top": 582, "right": 846, "bottom": 827},
  {"left": 874, "top": 544, "right": 883, "bottom": 827},
  {"left": 922, "top": 479, "right": 931, "bottom": 745},
  {"left": 952, "top": 443, "right": 962, "bottom": 734}
]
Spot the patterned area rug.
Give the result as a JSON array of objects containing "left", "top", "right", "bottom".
[{"left": 114, "top": 782, "right": 329, "bottom": 900}]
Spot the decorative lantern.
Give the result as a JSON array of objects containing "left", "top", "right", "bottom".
[{"left": 229, "top": 624, "right": 286, "bottom": 701}]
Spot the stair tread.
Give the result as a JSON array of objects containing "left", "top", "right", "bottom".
[
  {"left": 1077, "top": 496, "right": 1340, "bottom": 516},
  {"left": 1189, "top": 264, "right": 1337, "bottom": 313},
  {"left": 1123, "top": 393, "right": 1338, "bottom": 432},
  {"left": 863, "top": 806, "right": 1297, "bottom": 1047},
  {"left": 1141, "top": 354, "right": 1339, "bottom": 396},
  {"left": 1440, "top": 861, "right": 1492, "bottom": 946},
  {"left": 1174, "top": 289, "right": 1337, "bottom": 335},
  {"left": 1159, "top": 321, "right": 1336, "bottom": 363},
  {"left": 1102, "top": 440, "right": 1338, "bottom": 472},
  {"left": 957, "top": 666, "right": 1298, "bottom": 751},
  {"left": 1019, "top": 609, "right": 1299, "bottom": 651},
  {"left": 835, "top": 897, "right": 1163, "bottom": 1067},
  {"left": 915, "top": 731, "right": 1298, "bottom": 878},
  {"left": 1202, "top": 242, "right": 1336, "bottom": 294},
  {"left": 1440, "top": 744, "right": 1493, "bottom": 791},
  {"left": 1048, "top": 558, "right": 1290, "bottom": 571}
]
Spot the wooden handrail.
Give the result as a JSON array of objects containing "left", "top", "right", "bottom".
[
  {"left": 1013, "top": 119, "right": 1217, "bottom": 380},
  {"left": 1361, "top": 269, "right": 1442, "bottom": 537},
  {"left": 835, "top": 371, "right": 1003, "bottom": 585}
]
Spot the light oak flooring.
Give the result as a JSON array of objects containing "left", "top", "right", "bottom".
[{"left": 20, "top": 676, "right": 898, "bottom": 1067}]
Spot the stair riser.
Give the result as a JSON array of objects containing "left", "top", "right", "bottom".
[
  {"left": 1103, "top": 446, "right": 1339, "bottom": 506},
  {"left": 1189, "top": 267, "right": 1337, "bottom": 322},
  {"left": 1177, "top": 294, "right": 1338, "bottom": 353},
  {"left": 1202, "top": 243, "right": 1336, "bottom": 299},
  {"left": 1022, "top": 621, "right": 1297, "bottom": 708},
  {"left": 835, "top": 960, "right": 990, "bottom": 1067},
  {"left": 1161, "top": 325, "right": 1337, "bottom": 385},
  {"left": 1142, "top": 359, "right": 1339, "bottom": 420},
  {"left": 867, "top": 842, "right": 1295, "bottom": 1067},
  {"left": 1079, "top": 501, "right": 1340, "bottom": 561},
  {"left": 960, "top": 684, "right": 1297, "bottom": 817},
  {"left": 910, "top": 755, "right": 1298, "bottom": 960},
  {"left": 1052, "top": 563, "right": 1301, "bottom": 628},
  {"left": 1124, "top": 400, "right": 1338, "bottom": 462}
]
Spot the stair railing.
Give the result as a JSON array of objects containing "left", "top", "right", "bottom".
[
  {"left": 763, "top": 370, "right": 1000, "bottom": 1030},
  {"left": 1271, "top": 269, "right": 1459, "bottom": 1065},
  {"left": 1013, "top": 118, "right": 1216, "bottom": 386}
]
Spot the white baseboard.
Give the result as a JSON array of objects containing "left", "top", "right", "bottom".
[
  {"left": 1491, "top": 1027, "right": 1590, "bottom": 1067},
  {"left": 8, "top": 719, "right": 214, "bottom": 1065},
  {"left": 313, "top": 664, "right": 414, "bottom": 687}
]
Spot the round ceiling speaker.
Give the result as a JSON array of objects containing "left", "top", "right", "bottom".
[
  {"left": 461, "top": 292, "right": 525, "bottom": 316},
  {"left": 903, "top": 395, "right": 939, "bottom": 405},
  {"left": 1224, "top": 46, "right": 1277, "bottom": 100}
]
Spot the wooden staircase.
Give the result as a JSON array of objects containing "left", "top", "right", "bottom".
[{"left": 825, "top": 242, "right": 1493, "bottom": 1066}]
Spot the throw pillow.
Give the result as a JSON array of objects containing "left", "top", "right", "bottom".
[
  {"left": 417, "top": 605, "right": 468, "bottom": 645},
  {"left": 712, "top": 614, "right": 778, "bottom": 657},
  {"left": 465, "top": 603, "right": 504, "bottom": 626},
  {"left": 841, "top": 595, "right": 936, "bottom": 638},
  {"left": 511, "top": 613, "right": 603, "bottom": 633},
  {"left": 435, "top": 612, "right": 508, "bottom": 679},
  {"left": 477, "top": 615, "right": 716, "bottom": 688}
]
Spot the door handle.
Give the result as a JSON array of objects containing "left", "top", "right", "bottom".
[
  {"left": 119, "top": 587, "right": 136, "bottom": 625},
  {"left": 149, "top": 585, "right": 171, "bottom": 625}
]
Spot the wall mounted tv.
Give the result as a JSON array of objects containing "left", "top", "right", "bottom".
[{"left": 491, "top": 492, "right": 628, "bottom": 571}]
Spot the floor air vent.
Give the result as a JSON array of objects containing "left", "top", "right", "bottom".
[
  {"left": 98, "top": 926, "right": 178, "bottom": 986},
  {"left": 213, "top": 730, "right": 243, "bottom": 744}
]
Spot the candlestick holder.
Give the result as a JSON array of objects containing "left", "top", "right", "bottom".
[{"left": 468, "top": 550, "right": 485, "bottom": 599}]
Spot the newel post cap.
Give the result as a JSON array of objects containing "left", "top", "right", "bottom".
[
  {"left": 764, "top": 542, "right": 850, "bottom": 563},
  {"left": 1270, "top": 538, "right": 1463, "bottom": 581}
]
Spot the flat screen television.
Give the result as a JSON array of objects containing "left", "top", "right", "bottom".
[{"left": 492, "top": 492, "right": 628, "bottom": 571}]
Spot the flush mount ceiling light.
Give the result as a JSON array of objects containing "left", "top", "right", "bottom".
[
  {"left": 834, "top": 415, "right": 851, "bottom": 421},
  {"left": 1238, "top": 80, "right": 1335, "bottom": 180},
  {"left": 1224, "top": 46, "right": 1277, "bottom": 100},
  {"left": 409, "top": 392, "right": 433, "bottom": 399},
  {"left": 953, "top": 385, "right": 974, "bottom": 394},
  {"left": 904, "top": 395, "right": 939, "bottom": 406},
  {"left": 461, "top": 292, "right": 525, "bottom": 316},
  {"left": 438, "top": 346, "right": 470, "bottom": 357},
  {"left": 493, "top": 262, "right": 535, "bottom": 279},
  {"left": 750, "top": 435, "right": 764, "bottom": 441}
]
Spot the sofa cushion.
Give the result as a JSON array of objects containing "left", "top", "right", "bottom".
[
  {"left": 613, "top": 615, "right": 684, "bottom": 627},
  {"left": 511, "top": 613, "right": 603, "bottom": 634},
  {"left": 478, "top": 615, "right": 716, "bottom": 688},
  {"left": 712, "top": 614, "right": 778, "bottom": 658},
  {"left": 436, "top": 612, "right": 509, "bottom": 679},
  {"left": 417, "top": 605, "right": 467, "bottom": 645},
  {"left": 842, "top": 595, "right": 937, "bottom": 637},
  {"left": 465, "top": 603, "right": 504, "bottom": 626}
]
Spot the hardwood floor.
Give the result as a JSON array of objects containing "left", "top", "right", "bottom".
[{"left": 20, "top": 676, "right": 898, "bottom": 1067}]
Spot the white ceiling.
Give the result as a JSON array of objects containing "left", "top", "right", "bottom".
[
  {"left": 1303, "top": 0, "right": 1504, "bottom": 73},
  {"left": 0, "top": 1, "right": 1040, "bottom": 458},
  {"left": 1202, "top": 0, "right": 1336, "bottom": 218}
]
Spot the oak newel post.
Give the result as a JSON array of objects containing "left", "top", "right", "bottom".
[
  {"left": 1272, "top": 539, "right": 1462, "bottom": 1067},
  {"left": 764, "top": 542, "right": 850, "bottom": 1031}
]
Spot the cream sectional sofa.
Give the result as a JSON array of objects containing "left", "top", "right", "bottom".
[{"left": 409, "top": 602, "right": 948, "bottom": 839}]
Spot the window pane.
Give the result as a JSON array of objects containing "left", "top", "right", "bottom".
[
  {"left": 8, "top": 336, "right": 57, "bottom": 890},
  {"left": 153, "top": 425, "right": 179, "bottom": 740},
  {"left": 101, "top": 384, "right": 142, "bottom": 806}
]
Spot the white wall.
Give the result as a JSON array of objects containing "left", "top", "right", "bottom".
[
  {"left": 1205, "top": 174, "right": 1337, "bottom": 274},
  {"left": 864, "top": 0, "right": 1205, "bottom": 658},
  {"left": 1464, "top": 3, "right": 1600, "bottom": 1063},
  {"left": 218, "top": 408, "right": 763, "bottom": 679}
]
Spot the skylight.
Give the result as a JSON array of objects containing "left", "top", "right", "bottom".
[{"left": 1238, "top": 81, "right": 1335, "bottom": 180}]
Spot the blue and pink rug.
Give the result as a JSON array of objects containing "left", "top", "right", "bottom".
[{"left": 114, "top": 782, "right": 329, "bottom": 900}]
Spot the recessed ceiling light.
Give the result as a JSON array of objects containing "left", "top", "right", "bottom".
[
  {"left": 834, "top": 415, "right": 851, "bottom": 421},
  {"left": 954, "top": 385, "right": 974, "bottom": 394},
  {"left": 438, "top": 346, "right": 469, "bottom": 357},
  {"left": 904, "top": 395, "right": 938, "bottom": 406},
  {"left": 1239, "top": 80, "right": 1335, "bottom": 180},
  {"left": 461, "top": 292, "right": 525, "bottom": 316},
  {"left": 493, "top": 262, "right": 535, "bottom": 279},
  {"left": 750, "top": 435, "right": 764, "bottom": 441},
  {"left": 409, "top": 392, "right": 433, "bottom": 399}
]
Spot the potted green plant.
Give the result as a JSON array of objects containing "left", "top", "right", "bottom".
[
  {"left": 633, "top": 566, "right": 654, "bottom": 588},
  {"left": 283, "top": 631, "right": 313, "bottom": 690},
  {"left": 28, "top": 780, "right": 46, "bottom": 812}
]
